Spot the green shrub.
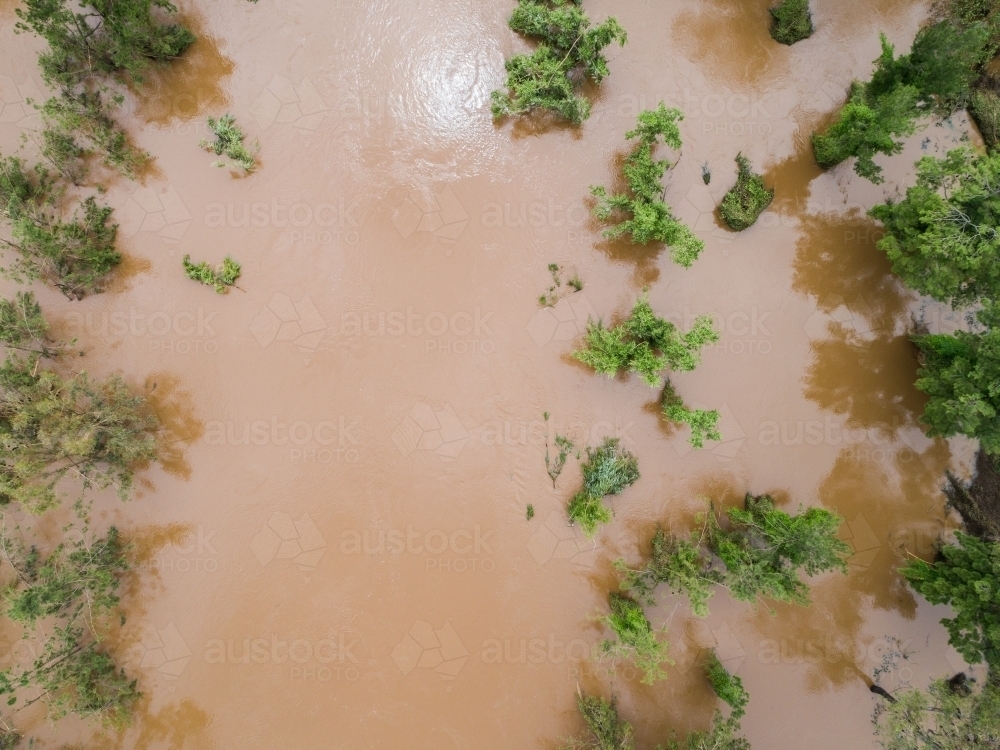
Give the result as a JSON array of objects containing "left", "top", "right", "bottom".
[
  {"left": 591, "top": 105, "right": 704, "bottom": 266},
  {"left": 617, "top": 528, "right": 719, "bottom": 617},
  {"left": 566, "top": 438, "right": 639, "bottom": 536},
  {"left": 869, "top": 148, "right": 1000, "bottom": 307},
  {"left": 200, "top": 114, "right": 259, "bottom": 173},
  {"left": 183, "top": 254, "right": 242, "bottom": 293},
  {"left": 491, "top": 0, "right": 626, "bottom": 124},
  {"left": 902, "top": 532, "right": 1000, "bottom": 665},
  {"left": 661, "top": 380, "right": 720, "bottom": 449},
  {"left": 599, "top": 593, "right": 672, "bottom": 684},
  {"left": 719, "top": 154, "right": 774, "bottom": 231},
  {"left": 0, "top": 156, "right": 120, "bottom": 298},
  {"left": 574, "top": 296, "right": 718, "bottom": 387},
  {"left": 970, "top": 87, "right": 1000, "bottom": 147},
  {"left": 705, "top": 651, "right": 749, "bottom": 719},
  {"left": 565, "top": 694, "right": 634, "bottom": 750},
  {"left": 769, "top": 0, "right": 813, "bottom": 45},
  {"left": 0, "top": 292, "right": 69, "bottom": 359}
]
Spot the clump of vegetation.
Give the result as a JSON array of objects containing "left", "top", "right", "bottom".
[
  {"left": 599, "top": 592, "right": 672, "bottom": 684},
  {"left": 0, "top": 156, "right": 120, "bottom": 299},
  {"left": 0, "top": 292, "right": 70, "bottom": 359},
  {"left": 591, "top": 105, "right": 704, "bottom": 267},
  {"left": 540, "top": 263, "right": 582, "bottom": 306},
  {"left": 564, "top": 694, "right": 635, "bottom": 750},
  {"left": 618, "top": 494, "right": 849, "bottom": 613},
  {"left": 869, "top": 148, "right": 1000, "bottom": 308},
  {"left": 566, "top": 438, "right": 639, "bottom": 536},
  {"left": 545, "top": 433, "right": 575, "bottom": 488},
  {"left": 661, "top": 380, "right": 720, "bottom": 449},
  {"left": 911, "top": 302, "right": 1000, "bottom": 453},
  {"left": 705, "top": 651, "right": 749, "bottom": 719},
  {"left": 719, "top": 154, "right": 774, "bottom": 231},
  {"left": 0, "top": 525, "right": 140, "bottom": 727},
  {"left": 574, "top": 296, "right": 718, "bottom": 387},
  {"left": 769, "top": 0, "right": 813, "bottom": 44},
  {"left": 812, "top": 21, "right": 990, "bottom": 183},
  {"left": 970, "top": 87, "right": 1000, "bottom": 147},
  {"left": 902, "top": 532, "right": 1000, "bottom": 666},
  {"left": 526, "top": 504, "right": 535, "bottom": 520},
  {"left": 183, "top": 254, "right": 242, "bottom": 294},
  {"left": 873, "top": 672, "right": 1000, "bottom": 749},
  {"left": 942, "top": 449, "right": 1000, "bottom": 541},
  {"left": 200, "top": 114, "right": 259, "bottom": 173},
  {"left": 491, "top": 0, "right": 627, "bottom": 125}
]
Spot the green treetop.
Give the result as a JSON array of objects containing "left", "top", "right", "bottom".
[
  {"left": 491, "top": 0, "right": 626, "bottom": 125},
  {"left": 591, "top": 105, "right": 705, "bottom": 266},
  {"left": 566, "top": 437, "right": 639, "bottom": 536},
  {"left": 869, "top": 148, "right": 1000, "bottom": 308}
]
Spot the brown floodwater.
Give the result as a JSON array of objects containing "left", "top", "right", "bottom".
[{"left": 0, "top": 0, "right": 987, "bottom": 747}]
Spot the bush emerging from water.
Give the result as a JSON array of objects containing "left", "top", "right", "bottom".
[
  {"left": 566, "top": 438, "right": 639, "bottom": 536},
  {"left": 491, "top": 0, "right": 626, "bottom": 125},
  {"left": 574, "top": 296, "right": 718, "bottom": 387},
  {"left": 599, "top": 592, "right": 672, "bottom": 684},
  {"left": 769, "top": 0, "right": 813, "bottom": 45},
  {"left": 661, "top": 379, "right": 720, "bottom": 449},
  {"left": 183, "top": 254, "right": 242, "bottom": 293},
  {"left": 970, "top": 87, "right": 1000, "bottom": 147},
  {"left": 617, "top": 528, "right": 718, "bottom": 616},
  {"left": 0, "top": 156, "right": 120, "bottom": 299},
  {"left": 200, "top": 114, "right": 259, "bottom": 173},
  {"left": 565, "top": 694, "right": 634, "bottom": 750},
  {"left": 591, "top": 105, "right": 704, "bottom": 266},
  {"left": 719, "top": 154, "right": 774, "bottom": 231},
  {"left": 705, "top": 651, "right": 749, "bottom": 719}
]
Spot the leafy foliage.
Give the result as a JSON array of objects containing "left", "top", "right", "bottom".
[
  {"left": 812, "top": 21, "right": 989, "bottom": 183},
  {"left": 661, "top": 380, "right": 720, "bottom": 449},
  {"left": 566, "top": 438, "right": 639, "bottom": 536},
  {"left": 574, "top": 296, "right": 718, "bottom": 387},
  {"left": 874, "top": 672, "right": 1000, "bottom": 749},
  {"left": 545, "top": 432, "right": 574, "bottom": 487},
  {"left": 599, "top": 593, "right": 672, "bottom": 684},
  {"left": 661, "top": 713, "right": 751, "bottom": 750},
  {"left": 491, "top": 0, "right": 627, "bottom": 125},
  {"left": 769, "top": 0, "right": 813, "bottom": 45},
  {"left": 719, "top": 154, "right": 774, "bottom": 231},
  {"left": 970, "top": 87, "right": 1000, "bottom": 147},
  {"left": 618, "top": 495, "right": 849, "bottom": 614},
  {"left": 705, "top": 651, "right": 749, "bottom": 719},
  {"left": 564, "top": 694, "right": 634, "bottom": 750},
  {"left": 183, "top": 254, "right": 241, "bottom": 294},
  {"left": 901, "top": 532, "right": 1000, "bottom": 665},
  {"left": 0, "top": 156, "right": 120, "bottom": 299},
  {"left": 200, "top": 114, "right": 259, "bottom": 173},
  {"left": 0, "top": 292, "right": 67, "bottom": 359},
  {"left": 912, "top": 303, "right": 1000, "bottom": 453},
  {"left": 870, "top": 148, "right": 1000, "bottom": 307},
  {"left": 591, "top": 105, "right": 704, "bottom": 266}
]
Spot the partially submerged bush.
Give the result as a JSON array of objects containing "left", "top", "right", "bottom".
[
  {"left": 491, "top": 0, "right": 627, "bottom": 125},
  {"left": 200, "top": 114, "right": 259, "bottom": 173},
  {"left": 970, "top": 87, "right": 1000, "bottom": 147},
  {"left": 183, "top": 254, "right": 242, "bottom": 293},
  {"left": 0, "top": 156, "right": 120, "bottom": 299},
  {"left": 591, "top": 105, "right": 704, "bottom": 266},
  {"left": 769, "top": 0, "right": 813, "bottom": 45},
  {"left": 617, "top": 494, "right": 849, "bottom": 613},
  {"left": 812, "top": 21, "right": 990, "bottom": 182},
  {"left": 719, "top": 154, "right": 773, "bottom": 231},
  {"left": 574, "top": 297, "right": 718, "bottom": 387},
  {"left": 869, "top": 148, "right": 1000, "bottom": 307},
  {"left": 705, "top": 651, "right": 749, "bottom": 719},
  {"left": 599, "top": 593, "right": 672, "bottom": 684},
  {"left": 0, "top": 292, "right": 67, "bottom": 359},
  {"left": 661, "top": 380, "right": 720, "bottom": 449},
  {"left": 565, "top": 694, "right": 634, "bottom": 750},
  {"left": 566, "top": 438, "right": 639, "bottom": 536}
]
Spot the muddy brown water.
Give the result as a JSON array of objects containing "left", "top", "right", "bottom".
[{"left": 0, "top": 0, "right": 987, "bottom": 747}]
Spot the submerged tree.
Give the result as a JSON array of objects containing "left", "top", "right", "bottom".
[
  {"left": 491, "top": 0, "right": 627, "bottom": 125},
  {"left": 183, "top": 254, "right": 242, "bottom": 294},
  {"left": 564, "top": 694, "right": 635, "bottom": 750},
  {"left": 719, "top": 154, "right": 774, "bottom": 231},
  {"left": 566, "top": 438, "right": 638, "bottom": 536},
  {"left": 661, "top": 379, "right": 720, "bottom": 449},
  {"left": 0, "top": 155, "right": 120, "bottom": 299},
  {"left": 574, "top": 297, "right": 718, "bottom": 387},
  {"left": 200, "top": 114, "right": 259, "bottom": 173},
  {"left": 617, "top": 494, "right": 849, "bottom": 614},
  {"left": 598, "top": 592, "right": 672, "bottom": 684},
  {"left": 912, "top": 303, "right": 1000, "bottom": 453},
  {"left": 812, "top": 21, "right": 989, "bottom": 183},
  {"left": 591, "top": 105, "right": 704, "bottom": 266},
  {"left": 769, "top": 0, "right": 813, "bottom": 45},
  {"left": 873, "top": 672, "right": 1000, "bottom": 749},
  {"left": 869, "top": 147, "right": 1000, "bottom": 308},
  {"left": 901, "top": 532, "right": 1000, "bottom": 666}
]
